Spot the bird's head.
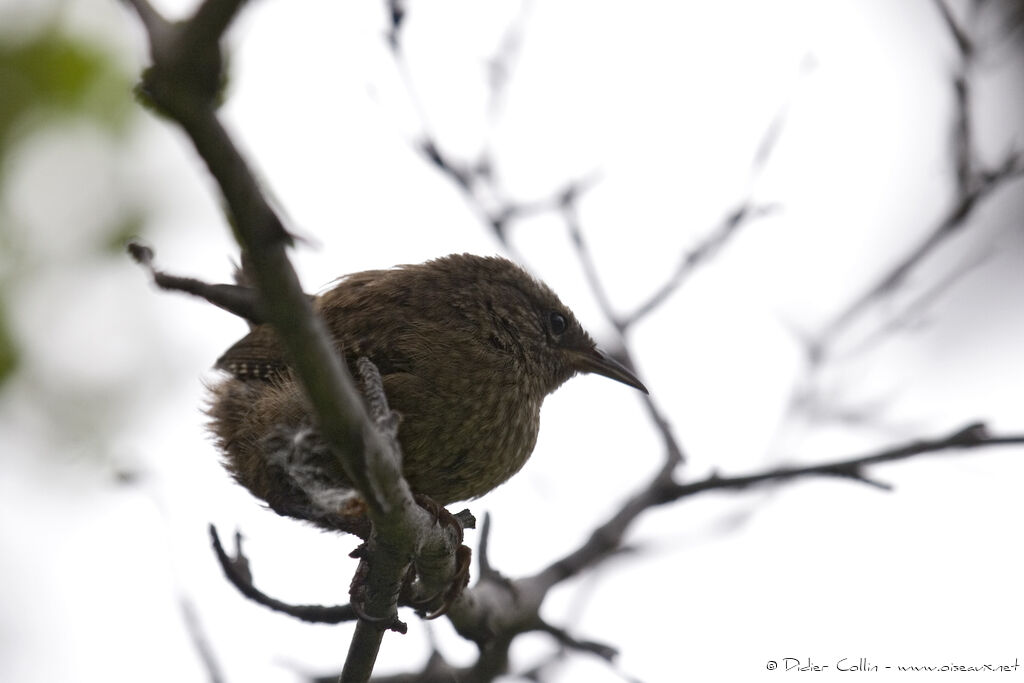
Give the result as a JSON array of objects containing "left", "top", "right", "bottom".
[{"left": 433, "top": 254, "right": 648, "bottom": 399}]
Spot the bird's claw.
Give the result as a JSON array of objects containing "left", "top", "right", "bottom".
[
  {"left": 402, "top": 494, "right": 473, "bottom": 618},
  {"left": 406, "top": 544, "right": 472, "bottom": 619}
]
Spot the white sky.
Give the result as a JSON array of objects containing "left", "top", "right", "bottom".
[{"left": 1, "top": 0, "right": 1022, "bottom": 681}]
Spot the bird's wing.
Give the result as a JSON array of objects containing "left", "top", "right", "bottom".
[
  {"left": 214, "top": 267, "right": 413, "bottom": 381},
  {"left": 214, "top": 325, "right": 289, "bottom": 379}
]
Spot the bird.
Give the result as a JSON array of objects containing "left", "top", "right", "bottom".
[{"left": 207, "top": 253, "right": 647, "bottom": 534}]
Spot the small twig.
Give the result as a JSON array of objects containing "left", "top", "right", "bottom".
[
  {"left": 209, "top": 525, "right": 358, "bottom": 624},
  {"left": 618, "top": 60, "right": 797, "bottom": 330},
  {"left": 811, "top": 0, "right": 1023, "bottom": 358},
  {"left": 477, "top": 512, "right": 496, "bottom": 580},
  {"left": 180, "top": 596, "right": 226, "bottom": 683},
  {"left": 537, "top": 620, "right": 618, "bottom": 662},
  {"left": 186, "top": 0, "right": 249, "bottom": 50},
  {"left": 934, "top": 0, "right": 973, "bottom": 58},
  {"left": 128, "top": 241, "right": 269, "bottom": 323},
  {"left": 811, "top": 167, "right": 1016, "bottom": 356},
  {"left": 560, "top": 184, "right": 619, "bottom": 328},
  {"left": 558, "top": 190, "right": 686, "bottom": 467},
  {"left": 620, "top": 202, "right": 779, "bottom": 329},
  {"left": 668, "top": 422, "right": 1020, "bottom": 499},
  {"left": 485, "top": 0, "right": 533, "bottom": 120},
  {"left": 841, "top": 248, "right": 990, "bottom": 358}
]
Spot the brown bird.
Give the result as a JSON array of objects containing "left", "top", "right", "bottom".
[{"left": 207, "top": 253, "right": 647, "bottom": 533}]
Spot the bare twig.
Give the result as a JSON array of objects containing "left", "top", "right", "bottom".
[
  {"left": 485, "top": 0, "right": 533, "bottom": 121},
  {"left": 476, "top": 512, "right": 496, "bottom": 580},
  {"left": 210, "top": 525, "right": 359, "bottom": 624},
  {"left": 812, "top": 0, "right": 1024, "bottom": 357},
  {"left": 180, "top": 596, "right": 226, "bottom": 683},
  {"left": 128, "top": 241, "right": 269, "bottom": 323},
  {"left": 559, "top": 182, "right": 618, "bottom": 327},
  {"left": 557, "top": 190, "right": 686, "bottom": 466},
  {"left": 536, "top": 621, "right": 618, "bottom": 662},
  {"left": 620, "top": 202, "right": 779, "bottom": 329},
  {"left": 934, "top": 0, "right": 973, "bottom": 59},
  {"left": 616, "top": 64, "right": 799, "bottom": 330},
  {"left": 841, "top": 248, "right": 991, "bottom": 358}
]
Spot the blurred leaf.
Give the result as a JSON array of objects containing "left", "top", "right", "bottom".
[
  {"left": 0, "top": 299, "right": 18, "bottom": 386},
  {"left": 0, "top": 27, "right": 133, "bottom": 150},
  {"left": 0, "top": 25, "right": 139, "bottom": 390}
]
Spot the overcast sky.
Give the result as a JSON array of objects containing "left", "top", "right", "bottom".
[{"left": 1, "top": 0, "right": 1023, "bottom": 681}]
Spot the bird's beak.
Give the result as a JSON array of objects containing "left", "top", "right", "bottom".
[{"left": 571, "top": 346, "right": 648, "bottom": 394}]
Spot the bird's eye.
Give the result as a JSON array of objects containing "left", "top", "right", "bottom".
[{"left": 548, "top": 311, "right": 567, "bottom": 336}]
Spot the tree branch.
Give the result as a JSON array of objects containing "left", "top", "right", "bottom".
[
  {"left": 535, "top": 422, "right": 1022, "bottom": 591},
  {"left": 128, "top": 241, "right": 269, "bottom": 323},
  {"left": 210, "top": 525, "right": 359, "bottom": 624},
  {"left": 432, "top": 421, "right": 1023, "bottom": 677},
  {"left": 812, "top": 0, "right": 1024, "bottom": 356},
  {"left": 620, "top": 202, "right": 779, "bottom": 330},
  {"left": 123, "top": 3, "right": 470, "bottom": 679}
]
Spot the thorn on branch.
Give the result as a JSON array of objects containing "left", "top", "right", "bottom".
[
  {"left": 948, "top": 421, "right": 989, "bottom": 444},
  {"left": 822, "top": 466, "right": 894, "bottom": 491}
]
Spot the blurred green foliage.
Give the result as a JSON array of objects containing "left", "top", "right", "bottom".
[
  {"left": 0, "top": 299, "right": 14, "bottom": 384},
  {"left": 0, "top": 27, "right": 132, "bottom": 150},
  {"left": 0, "top": 23, "right": 135, "bottom": 387}
]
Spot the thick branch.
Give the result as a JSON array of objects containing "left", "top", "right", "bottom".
[
  {"left": 123, "top": 3, "right": 470, "bottom": 680},
  {"left": 127, "top": 1, "right": 392, "bottom": 512}
]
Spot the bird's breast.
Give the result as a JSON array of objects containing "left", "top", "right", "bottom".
[{"left": 384, "top": 363, "right": 544, "bottom": 504}]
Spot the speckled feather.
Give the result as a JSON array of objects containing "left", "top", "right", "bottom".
[{"left": 207, "top": 254, "right": 605, "bottom": 531}]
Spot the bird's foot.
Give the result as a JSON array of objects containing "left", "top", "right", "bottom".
[{"left": 403, "top": 494, "right": 473, "bottom": 619}]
